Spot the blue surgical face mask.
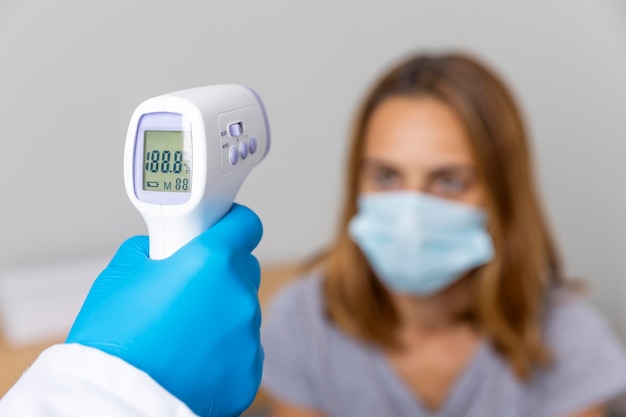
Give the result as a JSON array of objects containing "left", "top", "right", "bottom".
[{"left": 348, "top": 191, "right": 494, "bottom": 296}]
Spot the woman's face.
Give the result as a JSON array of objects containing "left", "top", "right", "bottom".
[{"left": 359, "top": 96, "right": 486, "bottom": 207}]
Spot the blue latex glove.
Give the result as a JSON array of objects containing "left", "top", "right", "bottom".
[{"left": 66, "top": 204, "right": 263, "bottom": 417}]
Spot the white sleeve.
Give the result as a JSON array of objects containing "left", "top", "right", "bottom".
[{"left": 0, "top": 343, "right": 198, "bottom": 417}]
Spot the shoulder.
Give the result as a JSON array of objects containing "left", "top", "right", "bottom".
[
  {"left": 542, "top": 288, "right": 622, "bottom": 349},
  {"left": 260, "top": 272, "right": 332, "bottom": 409},
  {"left": 264, "top": 271, "right": 326, "bottom": 327},
  {"left": 537, "top": 288, "right": 626, "bottom": 417},
  {"left": 261, "top": 270, "right": 334, "bottom": 363}
]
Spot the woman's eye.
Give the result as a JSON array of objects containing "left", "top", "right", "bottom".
[
  {"left": 362, "top": 167, "right": 401, "bottom": 190},
  {"left": 374, "top": 170, "right": 397, "bottom": 185},
  {"left": 431, "top": 175, "right": 467, "bottom": 196}
]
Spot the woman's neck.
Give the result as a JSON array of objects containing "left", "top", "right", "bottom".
[{"left": 391, "top": 275, "right": 478, "bottom": 339}]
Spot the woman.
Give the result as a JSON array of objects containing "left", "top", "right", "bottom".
[{"left": 260, "top": 52, "right": 626, "bottom": 417}]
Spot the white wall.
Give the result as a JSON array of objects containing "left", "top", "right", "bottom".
[{"left": 1, "top": 0, "right": 625, "bottom": 335}]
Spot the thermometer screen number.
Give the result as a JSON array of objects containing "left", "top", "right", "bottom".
[
  {"left": 146, "top": 150, "right": 183, "bottom": 174},
  {"left": 143, "top": 130, "right": 191, "bottom": 192}
]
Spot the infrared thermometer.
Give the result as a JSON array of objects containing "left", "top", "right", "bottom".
[{"left": 123, "top": 84, "right": 270, "bottom": 260}]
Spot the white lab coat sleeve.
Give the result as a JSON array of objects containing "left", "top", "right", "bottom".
[{"left": 0, "top": 343, "right": 198, "bottom": 417}]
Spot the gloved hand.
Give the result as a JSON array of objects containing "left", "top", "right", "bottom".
[{"left": 66, "top": 204, "right": 263, "bottom": 417}]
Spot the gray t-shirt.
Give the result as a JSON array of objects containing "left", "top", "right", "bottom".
[{"left": 261, "top": 273, "right": 626, "bottom": 417}]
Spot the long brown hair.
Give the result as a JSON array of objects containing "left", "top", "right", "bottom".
[{"left": 321, "top": 52, "right": 562, "bottom": 379}]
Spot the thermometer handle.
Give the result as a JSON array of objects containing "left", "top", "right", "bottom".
[{"left": 146, "top": 200, "right": 233, "bottom": 260}]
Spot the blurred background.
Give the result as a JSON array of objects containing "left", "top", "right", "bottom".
[{"left": 0, "top": 0, "right": 625, "bottom": 352}]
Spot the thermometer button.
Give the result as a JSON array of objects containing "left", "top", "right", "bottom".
[
  {"left": 249, "top": 137, "right": 258, "bottom": 154},
  {"left": 239, "top": 141, "right": 249, "bottom": 159},
  {"left": 228, "top": 122, "right": 243, "bottom": 137},
  {"left": 229, "top": 146, "right": 239, "bottom": 165}
]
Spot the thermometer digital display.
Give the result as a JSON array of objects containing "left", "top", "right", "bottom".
[
  {"left": 143, "top": 130, "right": 191, "bottom": 193},
  {"left": 124, "top": 84, "right": 270, "bottom": 259}
]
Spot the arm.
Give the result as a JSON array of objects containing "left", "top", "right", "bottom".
[
  {"left": 0, "top": 344, "right": 196, "bottom": 417},
  {"left": 0, "top": 204, "right": 264, "bottom": 417}
]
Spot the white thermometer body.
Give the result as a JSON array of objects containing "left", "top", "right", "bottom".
[{"left": 124, "top": 84, "right": 270, "bottom": 259}]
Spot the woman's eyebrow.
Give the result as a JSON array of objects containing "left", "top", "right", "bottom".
[
  {"left": 361, "top": 159, "right": 402, "bottom": 173},
  {"left": 425, "top": 165, "right": 476, "bottom": 179}
]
